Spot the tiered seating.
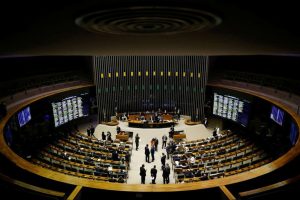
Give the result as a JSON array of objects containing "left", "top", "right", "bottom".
[
  {"left": 172, "top": 130, "right": 273, "bottom": 183},
  {"left": 30, "top": 131, "right": 132, "bottom": 183}
]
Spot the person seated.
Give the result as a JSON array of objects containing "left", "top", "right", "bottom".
[
  {"left": 121, "top": 113, "right": 127, "bottom": 121},
  {"left": 176, "top": 143, "right": 185, "bottom": 153},
  {"left": 117, "top": 176, "right": 125, "bottom": 183},
  {"left": 200, "top": 173, "right": 208, "bottom": 180},
  {"left": 194, "top": 170, "right": 202, "bottom": 177},
  {"left": 213, "top": 128, "right": 217, "bottom": 137},
  {"left": 188, "top": 155, "right": 195, "bottom": 165},
  {"left": 184, "top": 170, "right": 194, "bottom": 178},
  {"left": 84, "top": 156, "right": 94, "bottom": 165},
  {"left": 112, "top": 150, "right": 119, "bottom": 161}
]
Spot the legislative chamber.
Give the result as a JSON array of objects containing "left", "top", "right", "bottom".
[{"left": 0, "top": 43, "right": 300, "bottom": 200}]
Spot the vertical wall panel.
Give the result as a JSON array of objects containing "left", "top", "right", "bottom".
[{"left": 94, "top": 56, "right": 208, "bottom": 122}]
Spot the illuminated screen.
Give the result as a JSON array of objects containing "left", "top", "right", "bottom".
[
  {"left": 18, "top": 106, "right": 31, "bottom": 127},
  {"left": 213, "top": 92, "right": 251, "bottom": 127},
  {"left": 270, "top": 105, "right": 284, "bottom": 126},
  {"left": 290, "top": 122, "right": 298, "bottom": 146},
  {"left": 52, "top": 93, "right": 89, "bottom": 127}
]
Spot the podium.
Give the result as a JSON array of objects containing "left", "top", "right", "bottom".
[{"left": 116, "top": 132, "right": 129, "bottom": 141}]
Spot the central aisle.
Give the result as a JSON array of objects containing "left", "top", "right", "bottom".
[
  {"left": 93, "top": 119, "right": 212, "bottom": 184},
  {"left": 124, "top": 125, "right": 175, "bottom": 184}
]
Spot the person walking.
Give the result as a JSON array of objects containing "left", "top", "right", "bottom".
[
  {"left": 140, "top": 164, "right": 146, "bottom": 184},
  {"left": 135, "top": 133, "right": 140, "bottom": 151},
  {"left": 150, "top": 165, "right": 157, "bottom": 184}
]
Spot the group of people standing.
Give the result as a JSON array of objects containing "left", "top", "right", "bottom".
[
  {"left": 86, "top": 124, "right": 95, "bottom": 137},
  {"left": 137, "top": 133, "right": 172, "bottom": 184},
  {"left": 140, "top": 163, "right": 171, "bottom": 184},
  {"left": 101, "top": 131, "right": 112, "bottom": 142}
]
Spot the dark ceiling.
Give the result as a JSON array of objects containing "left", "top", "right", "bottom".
[{"left": 1, "top": 0, "right": 300, "bottom": 56}]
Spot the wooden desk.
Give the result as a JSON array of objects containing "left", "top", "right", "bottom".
[
  {"left": 185, "top": 119, "right": 201, "bottom": 125},
  {"left": 128, "top": 120, "right": 176, "bottom": 128},
  {"left": 173, "top": 133, "right": 186, "bottom": 140},
  {"left": 116, "top": 134, "right": 129, "bottom": 141}
]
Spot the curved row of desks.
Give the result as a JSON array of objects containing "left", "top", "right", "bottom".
[{"left": 0, "top": 83, "right": 299, "bottom": 194}]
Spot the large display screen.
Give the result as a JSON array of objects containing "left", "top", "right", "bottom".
[
  {"left": 290, "top": 122, "right": 298, "bottom": 146},
  {"left": 18, "top": 106, "right": 31, "bottom": 127},
  {"left": 270, "top": 105, "right": 284, "bottom": 126},
  {"left": 213, "top": 92, "right": 251, "bottom": 127},
  {"left": 52, "top": 93, "right": 89, "bottom": 127}
]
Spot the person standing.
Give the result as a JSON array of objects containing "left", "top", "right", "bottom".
[
  {"left": 169, "top": 125, "right": 175, "bottom": 138},
  {"left": 162, "top": 163, "right": 171, "bottom": 184},
  {"left": 162, "top": 134, "right": 168, "bottom": 149},
  {"left": 161, "top": 153, "right": 166, "bottom": 169},
  {"left": 140, "top": 164, "right": 146, "bottom": 184},
  {"left": 204, "top": 117, "right": 208, "bottom": 127},
  {"left": 102, "top": 132, "right": 106, "bottom": 140},
  {"left": 150, "top": 144, "right": 155, "bottom": 162},
  {"left": 150, "top": 165, "right": 157, "bottom": 184},
  {"left": 166, "top": 143, "right": 171, "bottom": 159},
  {"left": 135, "top": 133, "right": 140, "bottom": 151},
  {"left": 145, "top": 144, "right": 150, "bottom": 163},
  {"left": 116, "top": 126, "right": 121, "bottom": 134},
  {"left": 87, "top": 128, "right": 91, "bottom": 137},
  {"left": 90, "top": 124, "right": 95, "bottom": 137},
  {"left": 154, "top": 138, "right": 158, "bottom": 151},
  {"left": 213, "top": 128, "right": 217, "bottom": 138}
]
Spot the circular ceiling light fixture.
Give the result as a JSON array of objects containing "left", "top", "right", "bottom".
[{"left": 75, "top": 6, "right": 222, "bottom": 35}]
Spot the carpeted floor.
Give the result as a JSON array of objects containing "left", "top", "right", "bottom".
[{"left": 80, "top": 117, "right": 213, "bottom": 184}]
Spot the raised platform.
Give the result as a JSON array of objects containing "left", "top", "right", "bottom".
[
  {"left": 128, "top": 120, "right": 176, "bottom": 128},
  {"left": 102, "top": 120, "right": 119, "bottom": 126},
  {"left": 184, "top": 119, "right": 201, "bottom": 125}
]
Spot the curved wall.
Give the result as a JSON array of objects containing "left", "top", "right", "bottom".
[{"left": 94, "top": 56, "right": 208, "bottom": 121}]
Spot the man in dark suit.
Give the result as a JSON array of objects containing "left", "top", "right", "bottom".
[
  {"left": 140, "top": 164, "right": 146, "bottom": 184},
  {"left": 87, "top": 128, "right": 91, "bottom": 136},
  {"left": 90, "top": 124, "right": 95, "bottom": 137},
  {"left": 150, "top": 145, "right": 155, "bottom": 162},
  {"left": 162, "top": 163, "right": 171, "bottom": 184},
  {"left": 145, "top": 144, "right": 150, "bottom": 163},
  {"left": 161, "top": 153, "right": 166, "bottom": 168},
  {"left": 135, "top": 133, "right": 140, "bottom": 151},
  {"left": 150, "top": 165, "right": 157, "bottom": 184},
  {"left": 116, "top": 126, "right": 121, "bottom": 134},
  {"left": 162, "top": 134, "right": 168, "bottom": 149},
  {"left": 102, "top": 132, "right": 106, "bottom": 140},
  {"left": 112, "top": 150, "right": 119, "bottom": 161}
]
